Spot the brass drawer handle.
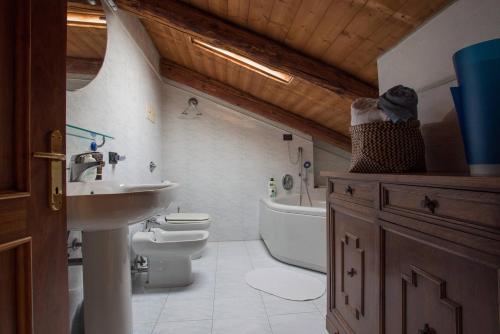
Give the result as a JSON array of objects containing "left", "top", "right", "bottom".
[
  {"left": 418, "top": 324, "right": 435, "bottom": 334},
  {"left": 346, "top": 268, "right": 356, "bottom": 277},
  {"left": 345, "top": 185, "right": 354, "bottom": 196},
  {"left": 421, "top": 196, "right": 438, "bottom": 214}
]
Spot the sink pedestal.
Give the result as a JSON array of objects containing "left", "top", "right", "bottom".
[{"left": 82, "top": 227, "right": 132, "bottom": 334}]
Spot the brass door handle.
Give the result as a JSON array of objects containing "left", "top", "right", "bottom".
[
  {"left": 33, "top": 152, "right": 66, "bottom": 160},
  {"left": 33, "top": 130, "right": 65, "bottom": 211}
]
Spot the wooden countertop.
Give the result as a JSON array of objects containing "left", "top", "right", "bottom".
[{"left": 319, "top": 171, "right": 500, "bottom": 190}]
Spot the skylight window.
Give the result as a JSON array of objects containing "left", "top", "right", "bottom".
[{"left": 191, "top": 38, "right": 294, "bottom": 84}]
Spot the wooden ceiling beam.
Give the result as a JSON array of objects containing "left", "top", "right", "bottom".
[
  {"left": 115, "top": 0, "right": 378, "bottom": 99},
  {"left": 160, "top": 58, "right": 352, "bottom": 151}
]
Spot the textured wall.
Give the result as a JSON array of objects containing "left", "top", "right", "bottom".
[
  {"left": 377, "top": 0, "right": 500, "bottom": 172},
  {"left": 161, "top": 82, "right": 317, "bottom": 241},
  {"left": 313, "top": 140, "right": 351, "bottom": 187}
]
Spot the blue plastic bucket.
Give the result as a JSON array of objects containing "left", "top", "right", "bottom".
[{"left": 451, "top": 38, "right": 500, "bottom": 176}]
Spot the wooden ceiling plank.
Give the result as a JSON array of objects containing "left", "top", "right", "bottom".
[
  {"left": 144, "top": 21, "right": 180, "bottom": 61},
  {"left": 321, "top": 0, "right": 394, "bottom": 65},
  {"left": 225, "top": 60, "right": 240, "bottom": 88},
  {"left": 67, "top": 26, "right": 107, "bottom": 59},
  {"left": 227, "top": 0, "right": 250, "bottom": 27},
  {"left": 303, "top": 0, "right": 367, "bottom": 58},
  {"left": 265, "top": 0, "right": 302, "bottom": 42},
  {"left": 159, "top": 58, "right": 352, "bottom": 150},
  {"left": 247, "top": 0, "right": 275, "bottom": 34},
  {"left": 335, "top": 0, "right": 450, "bottom": 82},
  {"left": 115, "top": 0, "right": 378, "bottom": 99},
  {"left": 283, "top": 0, "right": 333, "bottom": 49},
  {"left": 208, "top": 0, "right": 228, "bottom": 18},
  {"left": 170, "top": 28, "right": 197, "bottom": 69}
]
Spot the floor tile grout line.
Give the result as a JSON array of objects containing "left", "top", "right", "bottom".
[
  {"left": 244, "top": 240, "right": 275, "bottom": 334},
  {"left": 149, "top": 290, "right": 169, "bottom": 334},
  {"left": 210, "top": 241, "right": 220, "bottom": 334}
]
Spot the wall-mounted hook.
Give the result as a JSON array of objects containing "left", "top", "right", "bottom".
[{"left": 149, "top": 161, "right": 157, "bottom": 172}]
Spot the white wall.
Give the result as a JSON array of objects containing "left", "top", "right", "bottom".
[
  {"left": 66, "top": 7, "right": 164, "bottom": 333},
  {"left": 313, "top": 140, "right": 351, "bottom": 187},
  {"left": 161, "top": 81, "right": 318, "bottom": 241},
  {"left": 378, "top": 0, "right": 500, "bottom": 172}
]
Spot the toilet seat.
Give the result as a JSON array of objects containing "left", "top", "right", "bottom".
[{"left": 164, "top": 213, "right": 210, "bottom": 223}]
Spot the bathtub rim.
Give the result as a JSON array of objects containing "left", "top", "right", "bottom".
[{"left": 260, "top": 197, "right": 326, "bottom": 217}]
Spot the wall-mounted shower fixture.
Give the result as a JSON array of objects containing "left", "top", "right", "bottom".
[{"left": 180, "top": 97, "right": 202, "bottom": 118}]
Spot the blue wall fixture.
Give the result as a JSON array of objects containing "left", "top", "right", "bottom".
[{"left": 451, "top": 38, "right": 500, "bottom": 175}]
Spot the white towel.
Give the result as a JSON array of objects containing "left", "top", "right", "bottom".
[{"left": 350, "top": 98, "right": 389, "bottom": 126}]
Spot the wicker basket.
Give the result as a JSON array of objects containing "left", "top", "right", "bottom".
[{"left": 349, "top": 120, "right": 426, "bottom": 173}]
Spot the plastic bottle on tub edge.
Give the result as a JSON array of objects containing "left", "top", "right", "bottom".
[{"left": 268, "top": 177, "right": 277, "bottom": 199}]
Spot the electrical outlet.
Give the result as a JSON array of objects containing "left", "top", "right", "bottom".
[{"left": 146, "top": 104, "right": 156, "bottom": 123}]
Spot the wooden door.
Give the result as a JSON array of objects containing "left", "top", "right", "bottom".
[{"left": 0, "top": 0, "right": 68, "bottom": 333}]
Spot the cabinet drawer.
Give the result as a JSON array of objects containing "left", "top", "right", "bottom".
[
  {"left": 382, "top": 183, "right": 500, "bottom": 230},
  {"left": 329, "top": 179, "right": 375, "bottom": 207},
  {"left": 383, "top": 223, "right": 499, "bottom": 334}
]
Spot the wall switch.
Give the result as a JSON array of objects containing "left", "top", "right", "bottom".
[{"left": 146, "top": 104, "right": 156, "bottom": 123}]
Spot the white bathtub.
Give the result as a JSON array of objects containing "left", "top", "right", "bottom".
[{"left": 259, "top": 193, "right": 327, "bottom": 273}]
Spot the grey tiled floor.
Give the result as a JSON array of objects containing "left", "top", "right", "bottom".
[{"left": 132, "top": 240, "right": 328, "bottom": 334}]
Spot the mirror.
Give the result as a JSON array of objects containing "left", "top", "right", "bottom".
[{"left": 66, "top": 0, "right": 107, "bottom": 91}]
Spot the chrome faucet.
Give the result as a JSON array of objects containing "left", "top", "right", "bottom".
[{"left": 70, "top": 153, "right": 105, "bottom": 182}]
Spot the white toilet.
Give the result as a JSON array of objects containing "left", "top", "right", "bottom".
[
  {"left": 132, "top": 228, "right": 209, "bottom": 288},
  {"left": 156, "top": 213, "right": 212, "bottom": 259}
]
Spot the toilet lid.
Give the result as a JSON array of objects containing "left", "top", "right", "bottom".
[{"left": 165, "top": 213, "right": 211, "bottom": 223}]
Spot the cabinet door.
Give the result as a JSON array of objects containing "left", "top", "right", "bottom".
[
  {"left": 383, "top": 222, "right": 499, "bottom": 334},
  {"left": 329, "top": 209, "right": 379, "bottom": 333}
]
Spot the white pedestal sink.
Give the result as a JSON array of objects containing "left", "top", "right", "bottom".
[{"left": 67, "top": 181, "right": 178, "bottom": 334}]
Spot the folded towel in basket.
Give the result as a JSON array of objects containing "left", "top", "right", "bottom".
[
  {"left": 350, "top": 98, "right": 389, "bottom": 126},
  {"left": 378, "top": 85, "right": 418, "bottom": 123}
]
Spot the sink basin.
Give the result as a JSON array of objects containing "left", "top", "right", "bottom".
[
  {"left": 67, "top": 180, "right": 179, "bottom": 231},
  {"left": 67, "top": 180, "right": 180, "bottom": 334}
]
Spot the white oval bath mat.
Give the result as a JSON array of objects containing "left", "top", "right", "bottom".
[{"left": 245, "top": 268, "right": 325, "bottom": 301}]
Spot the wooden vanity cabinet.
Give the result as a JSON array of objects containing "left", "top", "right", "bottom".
[{"left": 324, "top": 173, "right": 500, "bottom": 334}]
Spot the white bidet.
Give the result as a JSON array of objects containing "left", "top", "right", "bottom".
[
  {"left": 132, "top": 228, "right": 209, "bottom": 288},
  {"left": 156, "top": 213, "right": 212, "bottom": 259}
]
